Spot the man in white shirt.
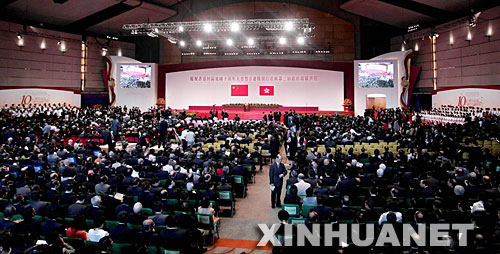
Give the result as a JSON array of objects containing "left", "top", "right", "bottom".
[
  {"left": 294, "top": 173, "right": 311, "bottom": 196},
  {"left": 87, "top": 217, "right": 109, "bottom": 242},
  {"left": 185, "top": 129, "right": 195, "bottom": 146}
]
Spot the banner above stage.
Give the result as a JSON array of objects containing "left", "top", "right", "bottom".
[
  {"left": 189, "top": 74, "right": 319, "bottom": 83},
  {"left": 165, "top": 66, "right": 344, "bottom": 111}
]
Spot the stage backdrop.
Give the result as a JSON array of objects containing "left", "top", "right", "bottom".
[
  {"left": 165, "top": 66, "right": 344, "bottom": 111},
  {"left": 0, "top": 87, "right": 80, "bottom": 107},
  {"left": 432, "top": 86, "right": 500, "bottom": 108}
]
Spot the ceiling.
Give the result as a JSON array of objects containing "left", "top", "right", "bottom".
[
  {"left": 341, "top": 0, "right": 500, "bottom": 29},
  {"left": 1, "top": 0, "right": 499, "bottom": 38},
  {"left": 0, "top": 0, "right": 179, "bottom": 37}
]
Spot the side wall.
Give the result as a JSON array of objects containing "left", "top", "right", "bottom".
[
  {"left": 390, "top": 6, "right": 500, "bottom": 94},
  {"left": 0, "top": 21, "right": 135, "bottom": 93}
]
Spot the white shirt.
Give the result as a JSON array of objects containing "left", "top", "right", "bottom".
[
  {"left": 87, "top": 228, "right": 109, "bottom": 242},
  {"left": 294, "top": 179, "right": 311, "bottom": 196},
  {"left": 378, "top": 211, "right": 403, "bottom": 225}
]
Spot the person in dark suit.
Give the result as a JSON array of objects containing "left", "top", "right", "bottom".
[
  {"left": 102, "top": 128, "right": 115, "bottom": 152},
  {"left": 136, "top": 219, "right": 159, "bottom": 246},
  {"left": 109, "top": 211, "right": 135, "bottom": 243},
  {"left": 138, "top": 181, "right": 156, "bottom": 208},
  {"left": 28, "top": 191, "right": 49, "bottom": 216},
  {"left": 67, "top": 194, "right": 87, "bottom": 218},
  {"left": 148, "top": 201, "right": 168, "bottom": 226},
  {"left": 159, "top": 215, "right": 190, "bottom": 251},
  {"left": 159, "top": 118, "right": 168, "bottom": 148},
  {"left": 270, "top": 135, "right": 280, "bottom": 161},
  {"left": 269, "top": 155, "right": 287, "bottom": 208},
  {"left": 333, "top": 196, "right": 356, "bottom": 221},
  {"left": 84, "top": 195, "right": 105, "bottom": 220},
  {"left": 40, "top": 206, "right": 64, "bottom": 237}
]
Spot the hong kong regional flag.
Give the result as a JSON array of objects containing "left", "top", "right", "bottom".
[
  {"left": 259, "top": 85, "right": 274, "bottom": 96},
  {"left": 231, "top": 84, "right": 248, "bottom": 96}
]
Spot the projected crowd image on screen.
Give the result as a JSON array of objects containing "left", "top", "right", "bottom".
[
  {"left": 358, "top": 62, "right": 394, "bottom": 88},
  {"left": 120, "top": 65, "right": 152, "bottom": 88}
]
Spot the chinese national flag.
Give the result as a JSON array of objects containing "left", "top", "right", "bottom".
[
  {"left": 231, "top": 84, "right": 248, "bottom": 96},
  {"left": 259, "top": 85, "right": 274, "bottom": 96}
]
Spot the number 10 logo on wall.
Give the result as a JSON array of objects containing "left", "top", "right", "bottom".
[
  {"left": 21, "top": 95, "right": 32, "bottom": 104},
  {"left": 457, "top": 96, "right": 466, "bottom": 107}
]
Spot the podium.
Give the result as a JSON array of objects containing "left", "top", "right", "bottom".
[{"left": 244, "top": 104, "right": 250, "bottom": 112}]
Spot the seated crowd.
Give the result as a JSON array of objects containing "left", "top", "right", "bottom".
[
  {"left": 2, "top": 103, "right": 500, "bottom": 253},
  {"left": 0, "top": 103, "right": 283, "bottom": 253},
  {"left": 275, "top": 107, "right": 500, "bottom": 253}
]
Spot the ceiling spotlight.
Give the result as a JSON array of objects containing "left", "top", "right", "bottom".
[
  {"left": 230, "top": 22, "right": 239, "bottom": 32},
  {"left": 469, "top": 16, "right": 477, "bottom": 27},
  {"left": 297, "top": 36, "right": 305, "bottom": 45},
  {"left": 57, "top": 40, "right": 61, "bottom": 45},
  {"left": 226, "top": 38, "right": 233, "bottom": 46},
  {"left": 179, "top": 26, "right": 184, "bottom": 32},
  {"left": 247, "top": 38, "right": 254, "bottom": 45},
  {"left": 284, "top": 21, "right": 293, "bottom": 31},
  {"left": 203, "top": 23, "right": 212, "bottom": 32},
  {"left": 179, "top": 40, "right": 185, "bottom": 47},
  {"left": 16, "top": 32, "right": 22, "bottom": 39},
  {"left": 279, "top": 37, "right": 286, "bottom": 45},
  {"left": 196, "top": 40, "right": 202, "bottom": 47}
]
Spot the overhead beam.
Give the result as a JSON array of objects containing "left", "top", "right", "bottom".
[
  {"left": 66, "top": 2, "right": 140, "bottom": 31},
  {"left": 376, "top": 0, "right": 453, "bottom": 19},
  {"left": 0, "top": 0, "right": 18, "bottom": 8}
]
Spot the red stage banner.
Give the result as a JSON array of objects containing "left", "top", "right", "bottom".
[
  {"left": 231, "top": 84, "right": 248, "bottom": 96},
  {"left": 259, "top": 85, "right": 274, "bottom": 96}
]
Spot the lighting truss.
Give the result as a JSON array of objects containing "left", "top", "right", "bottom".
[{"left": 123, "top": 18, "right": 315, "bottom": 42}]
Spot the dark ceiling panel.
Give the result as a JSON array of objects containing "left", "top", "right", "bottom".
[
  {"left": 377, "top": 0, "right": 453, "bottom": 19},
  {"left": 66, "top": 2, "right": 139, "bottom": 31},
  {"left": 0, "top": 0, "right": 17, "bottom": 8}
]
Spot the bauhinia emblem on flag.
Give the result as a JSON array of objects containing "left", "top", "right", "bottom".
[
  {"left": 231, "top": 84, "right": 248, "bottom": 96},
  {"left": 259, "top": 85, "right": 274, "bottom": 96}
]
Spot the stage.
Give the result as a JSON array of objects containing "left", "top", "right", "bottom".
[{"left": 181, "top": 106, "right": 353, "bottom": 120}]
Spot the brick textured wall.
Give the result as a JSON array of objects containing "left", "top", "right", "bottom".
[
  {"left": 0, "top": 21, "right": 135, "bottom": 93},
  {"left": 163, "top": 2, "right": 355, "bottom": 64}
]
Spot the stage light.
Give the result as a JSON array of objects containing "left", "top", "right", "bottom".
[
  {"left": 196, "top": 40, "right": 202, "bottom": 47},
  {"left": 178, "top": 26, "right": 184, "bottom": 32},
  {"left": 279, "top": 37, "right": 286, "bottom": 45},
  {"left": 204, "top": 23, "right": 212, "bottom": 32},
  {"left": 226, "top": 38, "right": 233, "bottom": 46},
  {"left": 16, "top": 31, "right": 22, "bottom": 39},
  {"left": 179, "top": 40, "right": 186, "bottom": 47},
  {"left": 284, "top": 21, "right": 293, "bottom": 31},
  {"left": 297, "top": 36, "right": 305, "bottom": 45},
  {"left": 230, "top": 22, "right": 239, "bottom": 32},
  {"left": 57, "top": 40, "right": 61, "bottom": 45},
  {"left": 247, "top": 38, "right": 254, "bottom": 45}
]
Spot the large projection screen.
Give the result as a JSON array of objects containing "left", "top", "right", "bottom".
[
  {"left": 165, "top": 66, "right": 344, "bottom": 111},
  {"left": 115, "top": 63, "right": 157, "bottom": 111},
  {"left": 354, "top": 59, "right": 399, "bottom": 115}
]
